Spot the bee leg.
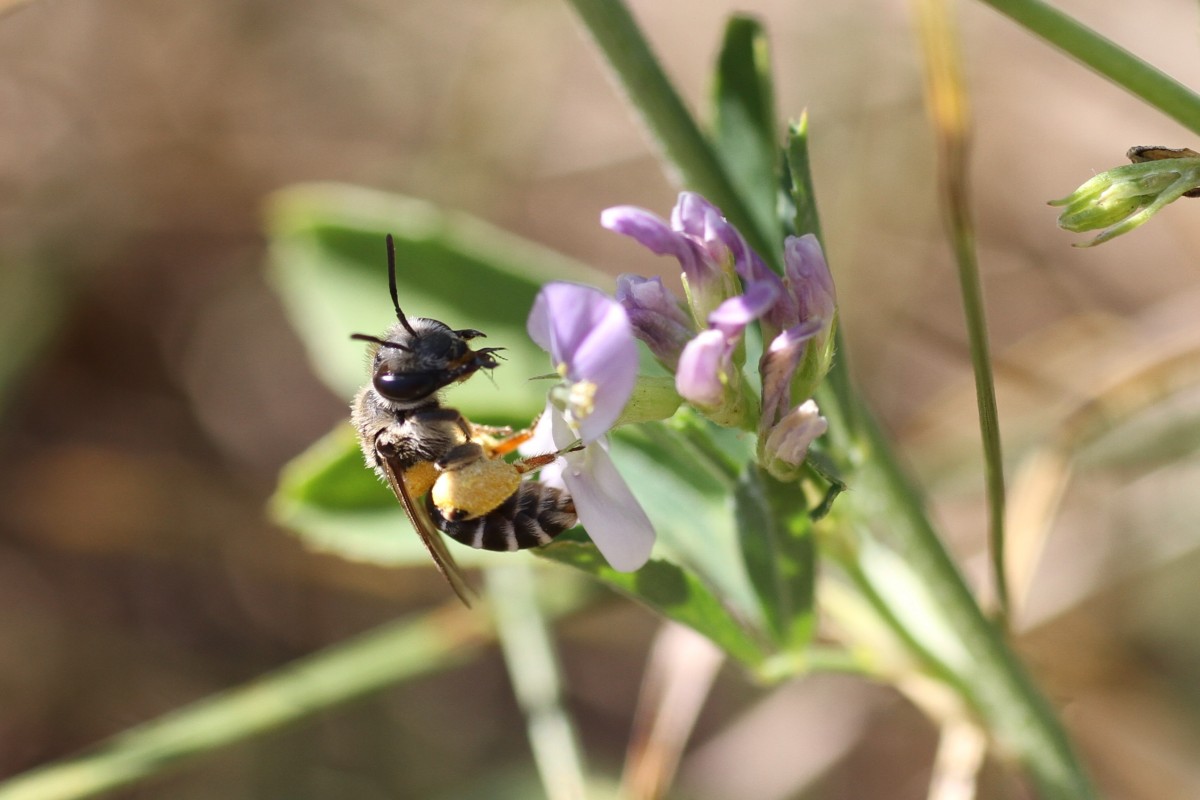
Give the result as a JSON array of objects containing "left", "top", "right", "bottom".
[
  {"left": 471, "top": 423, "right": 514, "bottom": 438},
  {"left": 486, "top": 427, "right": 536, "bottom": 457},
  {"left": 435, "top": 441, "right": 486, "bottom": 472},
  {"left": 372, "top": 428, "right": 403, "bottom": 463},
  {"left": 512, "top": 442, "right": 583, "bottom": 475}
]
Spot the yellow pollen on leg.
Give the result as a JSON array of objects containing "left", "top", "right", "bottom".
[{"left": 403, "top": 460, "right": 439, "bottom": 497}]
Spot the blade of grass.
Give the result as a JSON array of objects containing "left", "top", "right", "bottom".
[
  {"left": 563, "top": 0, "right": 780, "bottom": 270},
  {"left": 911, "top": 0, "right": 1009, "bottom": 625},
  {"left": 855, "top": 406, "right": 1094, "bottom": 798},
  {"left": 0, "top": 598, "right": 576, "bottom": 800},
  {"left": 977, "top": 0, "right": 1200, "bottom": 134}
]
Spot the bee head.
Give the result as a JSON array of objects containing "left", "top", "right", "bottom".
[{"left": 351, "top": 235, "right": 503, "bottom": 406}]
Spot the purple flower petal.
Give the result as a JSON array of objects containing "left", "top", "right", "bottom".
[
  {"left": 675, "top": 329, "right": 728, "bottom": 409},
  {"left": 759, "top": 320, "right": 823, "bottom": 431},
  {"left": 603, "top": 196, "right": 742, "bottom": 315},
  {"left": 615, "top": 274, "right": 694, "bottom": 369},
  {"left": 707, "top": 280, "right": 779, "bottom": 337},
  {"left": 761, "top": 399, "right": 828, "bottom": 479},
  {"left": 670, "top": 192, "right": 718, "bottom": 237},
  {"left": 671, "top": 192, "right": 750, "bottom": 277},
  {"left": 528, "top": 283, "right": 638, "bottom": 443},
  {"left": 601, "top": 205, "right": 705, "bottom": 282},
  {"left": 784, "top": 234, "right": 836, "bottom": 324}
]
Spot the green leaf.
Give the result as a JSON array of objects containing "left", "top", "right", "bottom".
[
  {"left": 784, "top": 115, "right": 822, "bottom": 240},
  {"left": 712, "top": 16, "right": 779, "bottom": 254},
  {"left": 537, "top": 535, "right": 766, "bottom": 667},
  {"left": 266, "top": 182, "right": 601, "bottom": 422},
  {"left": 733, "top": 463, "right": 816, "bottom": 651},
  {"left": 609, "top": 423, "right": 761, "bottom": 624}
]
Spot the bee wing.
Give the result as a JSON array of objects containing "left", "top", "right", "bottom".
[{"left": 377, "top": 450, "right": 475, "bottom": 607}]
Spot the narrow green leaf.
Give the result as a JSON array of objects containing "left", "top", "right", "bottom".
[
  {"left": 564, "top": 0, "right": 781, "bottom": 270},
  {"left": 786, "top": 121, "right": 862, "bottom": 444},
  {"left": 733, "top": 463, "right": 816, "bottom": 650},
  {"left": 977, "top": 0, "right": 1200, "bottom": 136},
  {"left": 712, "top": 16, "right": 779, "bottom": 249},
  {"left": 0, "top": 609, "right": 496, "bottom": 800},
  {"left": 537, "top": 537, "right": 766, "bottom": 667},
  {"left": 266, "top": 182, "right": 601, "bottom": 421},
  {"left": 609, "top": 424, "right": 761, "bottom": 623},
  {"left": 783, "top": 115, "right": 822, "bottom": 240}
]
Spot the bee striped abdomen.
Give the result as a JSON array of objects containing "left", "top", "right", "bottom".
[{"left": 428, "top": 482, "right": 577, "bottom": 551}]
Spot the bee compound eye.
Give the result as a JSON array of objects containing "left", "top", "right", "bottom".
[{"left": 372, "top": 368, "right": 442, "bottom": 402}]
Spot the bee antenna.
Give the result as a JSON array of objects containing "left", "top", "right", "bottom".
[
  {"left": 386, "top": 234, "right": 419, "bottom": 339},
  {"left": 351, "top": 332, "right": 412, "bottom": 353}
]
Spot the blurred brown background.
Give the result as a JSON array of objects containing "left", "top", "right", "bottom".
[{"left": 3, "top": 0, "right": 1200, "bottom": 797}]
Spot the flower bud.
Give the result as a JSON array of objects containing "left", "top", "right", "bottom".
[
  {"left": 760, "top": 400, "right": 828, "bottom": 481},
  {"left": 1051, "top": 156, "right": 1200, "bottom": 246},
  {"left": 615, "top": 274, "right": 694, "bottom": 370}
]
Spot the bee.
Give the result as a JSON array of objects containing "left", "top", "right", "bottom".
[
  {"left": 1127, "top": 146, "right": 1200, "bottom": 197},
  {"left": 350, "top": 235, "right": 578, "bottom": 604}
]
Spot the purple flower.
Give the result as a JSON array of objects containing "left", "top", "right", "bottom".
[
  {"left": 758, "top": 235, "right": 838, "bottom": 432},
  {"left": 762, "top": 234, "right": 836, "bottom": 340},
  {"left": 784, "top": 234, "right": 836, "bottom": 329},
  {"left": 601, "top": 192, "right": 838, "bottom": 477},
  {"left": 760, "top": 400, "right": 828, "bottom": 481},
  {"left": 528, "top": 282, "right": 638, "bottom": 443},
  {"left": 615, "top": 274, "right": 695, "bottom": 370},
  {"left": 759, "top": 318, "right": 824, "bottom": 434},
  {"left": 602, "top": 192, "right": 748, "bottom": 322},
  {"left": 526, "top": 282, "right": 656, "bottom": 571},
  {"left": 676, "top": 280, "right": 778, "bottom": 414}
]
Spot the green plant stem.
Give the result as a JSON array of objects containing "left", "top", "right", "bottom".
[
  {"left": 977, "top": 0, "right": 1200, "bottom": 134},
  {"left": 856, "top": 408, "right": 1093, "bottom": 798},
  {"left": 487, "top": 565, "right": 588, "bottom": 800},
  {"left": 914, "top": 0, "right": 1009, "bottom": 624},
  {"left": 0, "top": 607, "right": 493, "bottom": 800},
  {"left": 565, "top": 1, "right": 1093, "bottom": 795},
  {"left": 564, "top": 0, "right": 780, "bottom": 269}
]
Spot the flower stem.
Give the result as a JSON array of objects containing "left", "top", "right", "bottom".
[
  {"left": 912, "top": 0, "right": 1009, "bottom": 625},
  {"left": 856, "top": 407, "right": 1094, "bottom": 799},
  {"left": 977, "top": 0, "right": 1200, "bottom": 134}
]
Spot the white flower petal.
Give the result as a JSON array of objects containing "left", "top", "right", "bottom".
[{"left": 560, "top": 438, "right": 655, "bottom": 572}]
